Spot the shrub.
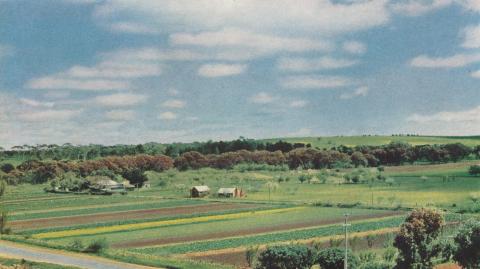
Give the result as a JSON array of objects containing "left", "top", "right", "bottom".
[
  {"left": 316, "top": 247, "right": 358, "bottom": 269},
  {"left": 246, "top": 246, "right": 259, "bottom": 268},
  {"left": 69, "top": 239, "right": 84, "bottom": 251},
  {"left": 453, "top": 219, "right": 480, "bottom": 269},
  {"left": 469, "top": 165, "right": 480, "bottom": 176},
  {"left": 83, "top": 238, "right": 108, "bottom": 253},
  {"left": 359, "top": 261, "right": 394, "bottom": 269},
  {"left": 256, "top": 245, "right": 314, "bottom": 269},
  {"left": 0, "top": 163, "right": 15, "bottom": 174}
]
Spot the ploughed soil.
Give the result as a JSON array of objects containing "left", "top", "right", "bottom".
[
  {"left": 112, "top": 211, "right": 401, "bottom": 249},
  {"left": 10, "top": 202, "right": 260, "bottom": 231}
]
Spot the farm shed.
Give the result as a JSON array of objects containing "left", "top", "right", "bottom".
[
  {"left": 217, "top": 187, "right": 244, "bottom": 198},
  {"left": 191, "top": 185, "right": 210, "bottom": 198}
]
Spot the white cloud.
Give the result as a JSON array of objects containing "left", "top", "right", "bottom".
[
  {"left": 462, "top": 24, "right": 480, "bottom": 49},
  {"left": 281, "top": 75, "right": 352, "bottom": 89},
  {"left": 410, "top": 53, "right": 480, "bottom": 68},
  {"left": 340, "top": 86, "right": 369, "bottom": 99},
  {"left": 459, "top": 0, "right": 480, "bottom": 12},
  {"left": 94, "top": 93, "right": 147, "bottom": 107},
  {"left": 105, "top": 109, "right": 136, "bottom": 121},
  {"left": 390, "top": 0, "right": 453, "bottom": 16},
  {"left": 167, "top": 88, "right": 180, "bottom": 96},
  {"left": 407, "top": 106, "right": 480, "bottom": 123},
  {"left": 161, "top": 99, "right": 186, "bottom": 108},
  {"left": 405, "top": 105, "right": 480, "bottom": 135},
  {"left": 109, "top": 21, "right": 158, "bottom": 34},
  {"left": 93, "top": 0, "right": 390, "bottom": 35},
  {"left": 19, "top": 98, "right": 55, "bottom": 108},
  {"left": 18, "top": 109, "right": 82, "bottom": 122},
  {"left": 26, "top": 77, "right": 130, "bottom": 91},
  {"left": 198, "top": 63, "right": 247, "bottom": 77},
  {"left": 277, "top": 57, "right": 358, "bottom": 72},
  {"left": 342, "top": 41, "right": 367, "bottom": 55},
  {"left": 158, "top": 111, "right": 177, "bottom": 120},
  {"left": 66, "top": 61, "right": 162, "bottom": 79},
  {"left": 471, "top": 70, "right": 480, "bottom": 78},
  {"left": 171, "top": 28, "right": 332, "bottom": 53},
  {"left": 250, "top": 92, "right": 276, "bottom": 104},
  {"left": 289, "top": 100, "right": 308, "bottom": 108}
]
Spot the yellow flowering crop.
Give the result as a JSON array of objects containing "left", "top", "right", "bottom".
[{"left": 34, "top": 206, "right": 304, "bottom": 239}]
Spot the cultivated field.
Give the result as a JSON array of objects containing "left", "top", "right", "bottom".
[{"left": 1, "top": 158, "right": 479, "bottom": 268}]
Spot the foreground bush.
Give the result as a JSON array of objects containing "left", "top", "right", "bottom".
[
  {"left": 256, "top": 245, "right": 314, "bottom": 269},
  {"left": 453, "top": 219, "right": 480, "bottom": 269},
  {"left": 83, "top": 238, "right": 108, "bottom": 253},
  {"left": 316, "top": 247, "right": 358, "bottom": 269}
]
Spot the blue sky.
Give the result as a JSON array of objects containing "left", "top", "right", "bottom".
[{"left": 0, "top": 0, "right": 479, "bottom": 148}]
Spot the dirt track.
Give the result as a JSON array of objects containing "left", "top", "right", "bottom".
[
  {"left": 10, "top": 202, "right": 260, "bottom": 231},
  {"left": 112, "top": 211, "right": 401, "bottom": 248}
]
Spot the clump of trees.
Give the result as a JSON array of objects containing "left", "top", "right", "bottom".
[{"left": 469, "top": 165, "right": 480, "bottom": 176}]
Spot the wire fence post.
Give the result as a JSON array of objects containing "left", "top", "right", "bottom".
[{"left": 344, "top": 213, "right": 351, "bottom": 269}]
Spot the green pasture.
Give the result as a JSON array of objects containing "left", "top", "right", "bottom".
[{"left": 263, "top": 135, "right": 480, "bottom": 148}]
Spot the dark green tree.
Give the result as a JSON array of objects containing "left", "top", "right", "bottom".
[{"left": 453, "top": 219, "right": 480, "bottom": 269}]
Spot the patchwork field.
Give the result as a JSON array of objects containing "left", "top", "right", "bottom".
[{"left": 1, "top": 160, "right": 479, "bottom": 268}]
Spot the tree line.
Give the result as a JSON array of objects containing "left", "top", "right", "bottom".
[
  {"left": 0, "top": 138, "right": 311, "bottom": 162},
  {"left": 1, "top": 141, "right": 479, "bottom": 186}
]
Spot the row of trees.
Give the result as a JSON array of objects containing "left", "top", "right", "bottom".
[
  {"left": 0, "top": 138, "right": 311, "bottom": 161},
  {"left": 252, "top": 208, "right": 480, "bottom": 269},
  {"left": 0, "top": 155, "right": 173, "bottom": 186},
  {"left": 2, "top": 142, "right": 480, "bottom": 185}
]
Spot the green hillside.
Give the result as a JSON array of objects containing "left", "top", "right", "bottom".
[{"left": 262, "top": 135, "right": 480, "bottom": 148}]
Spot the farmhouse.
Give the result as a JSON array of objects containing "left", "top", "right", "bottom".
[
  {"left": 89, "top": 177, "right": 126, "bottom": 194},
  {"left": 191, "top": 185, "right": 210, "bottom": 198},
  {"left": 217, "top": 187, "right": 244, "bottom": 198}
]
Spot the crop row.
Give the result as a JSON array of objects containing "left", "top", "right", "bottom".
[
  {"left": 131, "top": 212, "right": 466, "bottom": 255},
  {"left": 11, "top": 199, "right": 205, "bottom": 221},
  {"left": 33, "top": 207, "right": 304, "bottom": 239}
]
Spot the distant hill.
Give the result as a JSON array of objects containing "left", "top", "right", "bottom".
[{"left": 261, "top": 135, "right": 480, "bottom": 149}]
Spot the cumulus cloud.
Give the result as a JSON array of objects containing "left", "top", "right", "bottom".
[
  {"left": 462, "top": 24, "right": 480, "bottom": 49},
  {"left": 405, "top": 105, "right": 480, "bottom": 135},
  {"left": 94, "top": 93, "right": 147, "bottom": 107},
  {"left": 18, "top": 109, "right": 82, "bottom": 122},
  {"left": 109, "top": 21, "right": 158, "bottom": 34},
  {"left": 198, "top": 63, "right": 247, "bottom": 77},
  {"left": 390, "top": 0, "right": 453, "bottom": 16},
  {"left": 93, "top": 0, "right": 390, "bottom": 35},
  {"left": 171, "top": 28, "right": 332, "bottom": 53},
  {"left": 342, "top": 41, "right": 367, "bottom": 55},
  {"left": 281, "top": 75, "right": 352, "bottom": 90},
  {"left": 161, "top": 99, "right": 186, "bottom": 108},
  {"left": 277, "top": 57, "right": 358, "bottom": 72},
  {"left": 471, "top": 70, "right": 480, "bottom": 78},
  {"left": 26, "top": 77, "right": 130, "bottom": 91},
  {"left": 340, "top": 86, "right": 369, "bottom": 99},
  {"left": 158, "top": 111, "right": 177, "bottom": 120},
  {"left": 410, "top": 53, "right": 480, "bottom": 68},
  {"left": 249, "top": 92, "right": 276, "bottom": 104},
  {"left": 19, "top": 98, "right": 55, "bottom": 108},
  {"left": 105, "top": 110, "right": 136, "bottom": 121},
  {"left": 289, "top": 100, "right": 308, "bottom": 108}
]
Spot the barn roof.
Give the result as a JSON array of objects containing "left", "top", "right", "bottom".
[
  {"left": 218, "top": 187, "right": 237, "bottom": 194},
  {"left": 192, "top": 185, "right": 210, "bottom": 192}
]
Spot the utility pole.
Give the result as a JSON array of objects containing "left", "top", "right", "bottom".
[{"left": 343, "top": 213, "right": 351, "bottom": 269}]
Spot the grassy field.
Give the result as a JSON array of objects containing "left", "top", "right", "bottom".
[
  {"left": 1, "top": 160, "right": 480, "bottom": 268},
  {"left": 264, "top": 135, "right": 480, "bottom": 148}
]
